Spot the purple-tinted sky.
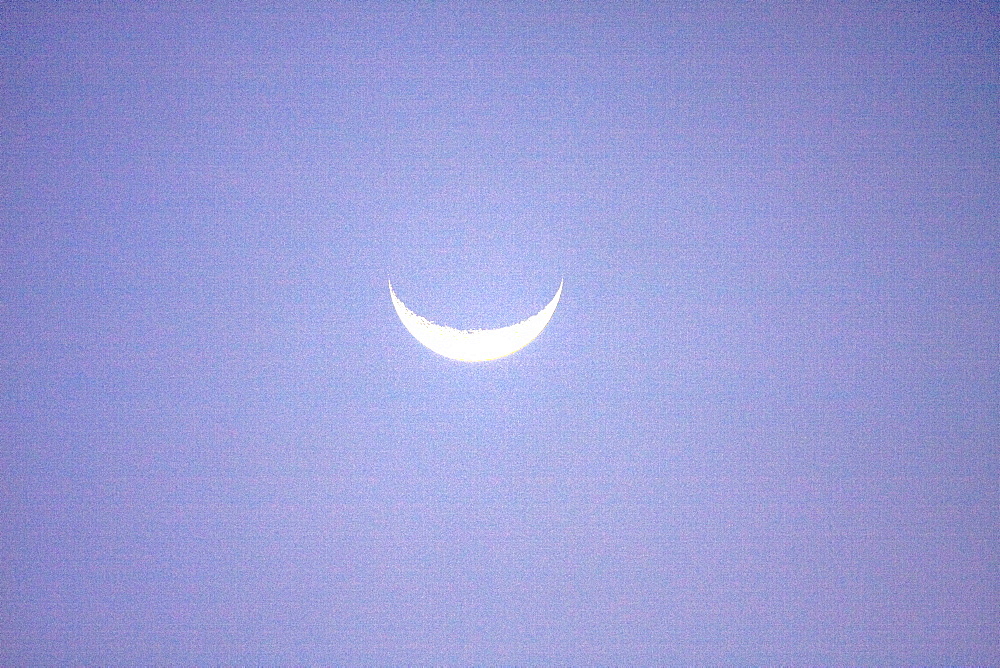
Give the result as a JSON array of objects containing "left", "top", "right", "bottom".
[{"left": 3, "top": 2, "right": 998, "bottom": 664}]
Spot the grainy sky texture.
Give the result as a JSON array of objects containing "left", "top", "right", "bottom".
[{"left": 3, "top": 2, "right": 998, "bottom": 664}]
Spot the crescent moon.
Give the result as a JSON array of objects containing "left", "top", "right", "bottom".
[{"left": 389, "top": 279, "right": 563, "bottom": 362}]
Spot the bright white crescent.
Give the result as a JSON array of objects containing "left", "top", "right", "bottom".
[{"left": 389, "top": 279, "right": 563, "bottom": 362}]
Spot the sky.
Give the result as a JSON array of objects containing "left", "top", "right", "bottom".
[{"left": 2, "top": 2, "right": 998, "bottom": 664}]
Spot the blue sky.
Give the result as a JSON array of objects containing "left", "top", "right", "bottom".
[{"left": 3, "top": 2, "right": 998, "bottom": 664}]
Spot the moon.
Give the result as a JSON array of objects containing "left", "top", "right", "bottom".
[{"left": 389, "top": 279, "right": 563, "bottom": 362}]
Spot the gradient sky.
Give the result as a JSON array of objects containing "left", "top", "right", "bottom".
[{"left": 3, "top": 2, "right": 998, "bottom": 664}]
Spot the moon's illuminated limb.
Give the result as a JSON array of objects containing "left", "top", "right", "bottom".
[{"left": 389, "top": 279, "right": 563, "bottom": 362}]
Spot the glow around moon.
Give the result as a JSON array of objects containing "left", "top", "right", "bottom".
[{"left": 389, "top": 279, "right": 563, "bottom": 362}]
